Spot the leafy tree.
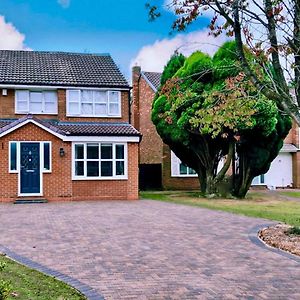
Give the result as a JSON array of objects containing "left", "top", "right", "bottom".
[
  {"left": 147, "top": 0, "right": 300, "bottom": 125},
  {"left": 152, "top": 42, "right": 291, "bottom": 197}
]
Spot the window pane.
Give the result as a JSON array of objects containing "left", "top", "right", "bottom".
[
  {"left": 179, "top": 163, "right": 188, "bottom": 175},
  {"left": 17, "top": 101, "right": 28, "bottom": 112},
  {"left": 116, "top": 161, "right": 124, "bottom": 176},
  {"left": 44, "top": 91, "right": 57, "bottom": 103},
  {"left": 75, "top": 144, "right": 84, "bottom": 159},
  {"left": 188, "top": 167, "right": 196, "bottom": 175},
  {"left": 109, "top": 91, "right": 119, "bottom": 103},
  {"left": 87, "top": 144, "right": 99, "bottom": 159},
  {"left": 10, "top": 143, "right": 17, "bottom": 171},
  {"left": 95, "top": 103, "right": 107, "bottom": 115},
  {"left": 75, "top": 161, "right": 84, "bottom": 176},
  {"left": 69, "top": 102, "right": 80, "bottom": 114},
  {"left": 101, "top": 144, "right": 112, "bottom": 159},
  {"left": 16, "top": 90, "right": 29, "bottom": 101},
  {"left": 30, "top": 92, "right": 42, "bottom": 103},
  {"left": 101, "top": 161, "right": 112, "bottom": 176},
  {"left": 44, "top": 143, "right": 50, "bottom": 170},
  {"left": 44, "top": 102, "right": 56, "bottom": 113},
  {"left": 87, "top": 161, "right": 99, "bottom": 177},
  {"left": 109, "top": 103, "right": 119, "bottom": 115},
  {"left": 82, "top": 90, "right": 93, "bottom": 102},
  {"left": 81, "top": 103, "right": 93, "bottom": 115},
  {"left": 116, "top": 145, "right": 124, "bottom": 159},
  {"left": 68, "top": 90, "right": 80, "bottom": 102},
  {"left": 29, "top": 102, "right": 43, "bottom": 113},
  {"left": 94, "top": 91, "right": 107, "bottom": 103}
]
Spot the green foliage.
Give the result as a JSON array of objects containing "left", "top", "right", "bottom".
[
  {"left": 160, "top": 53, "right": 185, "bottom": 86},
  {"left": 288, "top": 226, "right": 300, "bottom": 235},
  {"left": 175, "top": 51, "right": 213, "bottom": 84},
  {"left": 152, "top": 40, "right": 291, "bottom": 196},
  {"left": 0, "top": 262, "right": 12, "bottom": 300}
]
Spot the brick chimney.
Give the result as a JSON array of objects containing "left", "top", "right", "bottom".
[{"left": 132, "top": 66, "right": 141, "bottom": 131}]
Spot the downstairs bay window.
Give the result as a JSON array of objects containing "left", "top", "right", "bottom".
[{"left": 73, "top": 142, "right": 127, "bottom": 180}]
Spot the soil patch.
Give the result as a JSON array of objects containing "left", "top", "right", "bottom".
[{"left": 259, "top": 224, "right": 300, "bottom": 257}]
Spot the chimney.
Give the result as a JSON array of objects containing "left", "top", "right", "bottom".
[{"left": 132, "top": 66, "right": 141, "bottom": 131}]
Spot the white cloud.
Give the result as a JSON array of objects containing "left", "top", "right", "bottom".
[
  {"left": 0, "top": 16, "right": 29, "bottom": 50},
  {"left": 130, "top": 30, "right": 227, "bottom": 72},
  {"left": 57, "top": 0, "right": 70, "bottom": 8}
]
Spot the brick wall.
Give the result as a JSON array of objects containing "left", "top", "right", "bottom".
[
  {"left": 0, "top": 89, "right": 130, "bottom": 123},
  {"left": 162, "top": 144, "right": 200, "bottom": 190},
  {"left": 132, "top": 69, "right": 163, "bottom": 165},
  {"left": 0, "top": 123, "right": 139, "bottom": 202}
]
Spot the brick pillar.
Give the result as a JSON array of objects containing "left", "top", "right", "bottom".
[{"left": 132, "top": 66, "right": 141, "bottom": 131}]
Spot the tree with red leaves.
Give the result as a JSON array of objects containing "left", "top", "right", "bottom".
[{"left": 147, "top": 0, "right": 300, "bottom": 124}]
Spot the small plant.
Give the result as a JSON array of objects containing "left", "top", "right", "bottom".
[
  {"left": 288, "top": 226, "right": 300, "bottom": 235},
  {"left": 0, "top": 261, "right": 12, "bottom": 300}
]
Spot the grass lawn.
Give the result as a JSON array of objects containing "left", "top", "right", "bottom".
[
  {"left": 279, "top": 191, "right": 300, "bottom": 198},
  {"left": 0, "top": 255, "right": 86, "bottom": 300},
  {"left": 140, "top": 190, "right": 300, "bottom": 227}
]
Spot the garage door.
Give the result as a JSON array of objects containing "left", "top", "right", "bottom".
[{"left": 252, "top": 153, "right": 293, "bottom": 187}]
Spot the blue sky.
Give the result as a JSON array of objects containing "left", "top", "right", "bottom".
[{"left": 0, "top": 0, "right": 224, "bottom": 79}]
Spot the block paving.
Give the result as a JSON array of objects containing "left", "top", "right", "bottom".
[{"left": 0, "top": 200, "right": 299, "bottom": 299}]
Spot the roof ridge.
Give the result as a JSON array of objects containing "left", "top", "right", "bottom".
[{"left": 0, "top": 50, "right": 111, "bottom": 57}]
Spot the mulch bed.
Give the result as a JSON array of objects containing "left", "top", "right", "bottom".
[{"left": 259, "top": 224, "right": 300, "bottom": 257}]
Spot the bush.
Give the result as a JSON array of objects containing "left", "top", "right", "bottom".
[{"left": 288, "top": 226, "right": 300, "bottom": 235}]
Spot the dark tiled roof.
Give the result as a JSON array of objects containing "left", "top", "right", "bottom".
[
  {"left": 0, "top": 116, "right": 140, "bottom": 137},
  {"left": 142, "top": 71, "right": 162, "bottom": 91},
  {"left": 55, "top": 122, "right": 140, "bottom": 136},
  {"left": 0, "top": 50, "right": 129, "bottom": 88}
]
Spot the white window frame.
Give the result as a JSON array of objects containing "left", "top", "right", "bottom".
[
  {"left": 66, "top": 89, "right": 121, "bottom": 118},
  {"left": 9, "top": 141, "right": 52, "bottom": 174},
  {"left": 170, "top": 151, "right": 197, "bottom": 178},
  {"left": 72, "top": 142, "right": 128, "bottom": 180},
  {"left": 15, "top": 90, "right": 58, "bottom": 115}
]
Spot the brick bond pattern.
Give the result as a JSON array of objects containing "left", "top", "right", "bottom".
[
  {"left": 0, "top": 89, "right": 130, "bottom": 123},
  {"left": 0, "top": 201, "right": 299, "bottom": 299},
  {"left": 0, "top": 123, "right": 138, "bottom": 202}
]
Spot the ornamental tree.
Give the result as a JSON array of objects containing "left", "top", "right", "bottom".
[
  {"left": 152, "top": 42, "right": 291, "bottom": 197},
  {"left": 147, "top": 0, "right": 300, "bottom": 125}
]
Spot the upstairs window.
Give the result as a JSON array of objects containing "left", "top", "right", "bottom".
[
  {"left": 15, "top": 90, "right": 57, "bottom": 114},
  {"left": 66, "top": 90, "right": 121, "bottom": 117}
]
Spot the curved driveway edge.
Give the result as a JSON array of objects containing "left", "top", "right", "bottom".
[
  {"left": 0, "top": 245, "right": 104, "bottom": 300},
  {"left": 248, "top": 224, "right": 300, "bottom": 263}
]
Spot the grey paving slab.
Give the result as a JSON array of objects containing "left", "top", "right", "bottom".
[{"left": 0, "top": 200, "right": 299, "bottom": 299}]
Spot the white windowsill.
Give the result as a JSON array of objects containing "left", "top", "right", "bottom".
[{"left": 72, "top": 176, "right": 128, "bottom": 181}]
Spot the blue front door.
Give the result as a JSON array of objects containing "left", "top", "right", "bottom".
[{"left": 20, "top": 143, "right": 40, "bottom": 194}]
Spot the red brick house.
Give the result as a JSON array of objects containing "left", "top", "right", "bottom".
[
  {"left": 132, "top": 66, "right": 199, "bottom": 190},
  {"left": 132, "top": 66, "right": 300, "bottom": 190},
  {"left": 0, "top": 50, "right": 140, "bottom": 202}
]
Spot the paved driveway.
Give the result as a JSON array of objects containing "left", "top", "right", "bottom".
[{"left": 0, "top": 200, "right": 299, "bottom": 299}]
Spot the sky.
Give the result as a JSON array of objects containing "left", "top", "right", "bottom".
[{"left": 0, "top": 0, "right": 227, "bottom": 81}]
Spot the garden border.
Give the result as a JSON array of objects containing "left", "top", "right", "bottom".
[
  {"left": 0, "top": 244, "right": 104, "bottom": 300},
  {"left": 248, "top": 223, "right": 300, "bottom": 263}
]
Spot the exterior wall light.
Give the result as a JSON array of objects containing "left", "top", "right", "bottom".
[{"left": 59, "top": 147, "right": 65, "bottom": 157}]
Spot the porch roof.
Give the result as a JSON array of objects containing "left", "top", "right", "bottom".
[{"left": 0, "top": 115, "right": 141, "bottom": 139}]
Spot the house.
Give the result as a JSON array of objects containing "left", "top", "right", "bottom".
[
  {"left": 0, "top": 50, "right": 140, "bottom": 202},
  {"left": 132, "top": 66, "right": 300, "bottom": 190},
  {"left": 132, "top": 66, "right": 199, "bottom": 190}
]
